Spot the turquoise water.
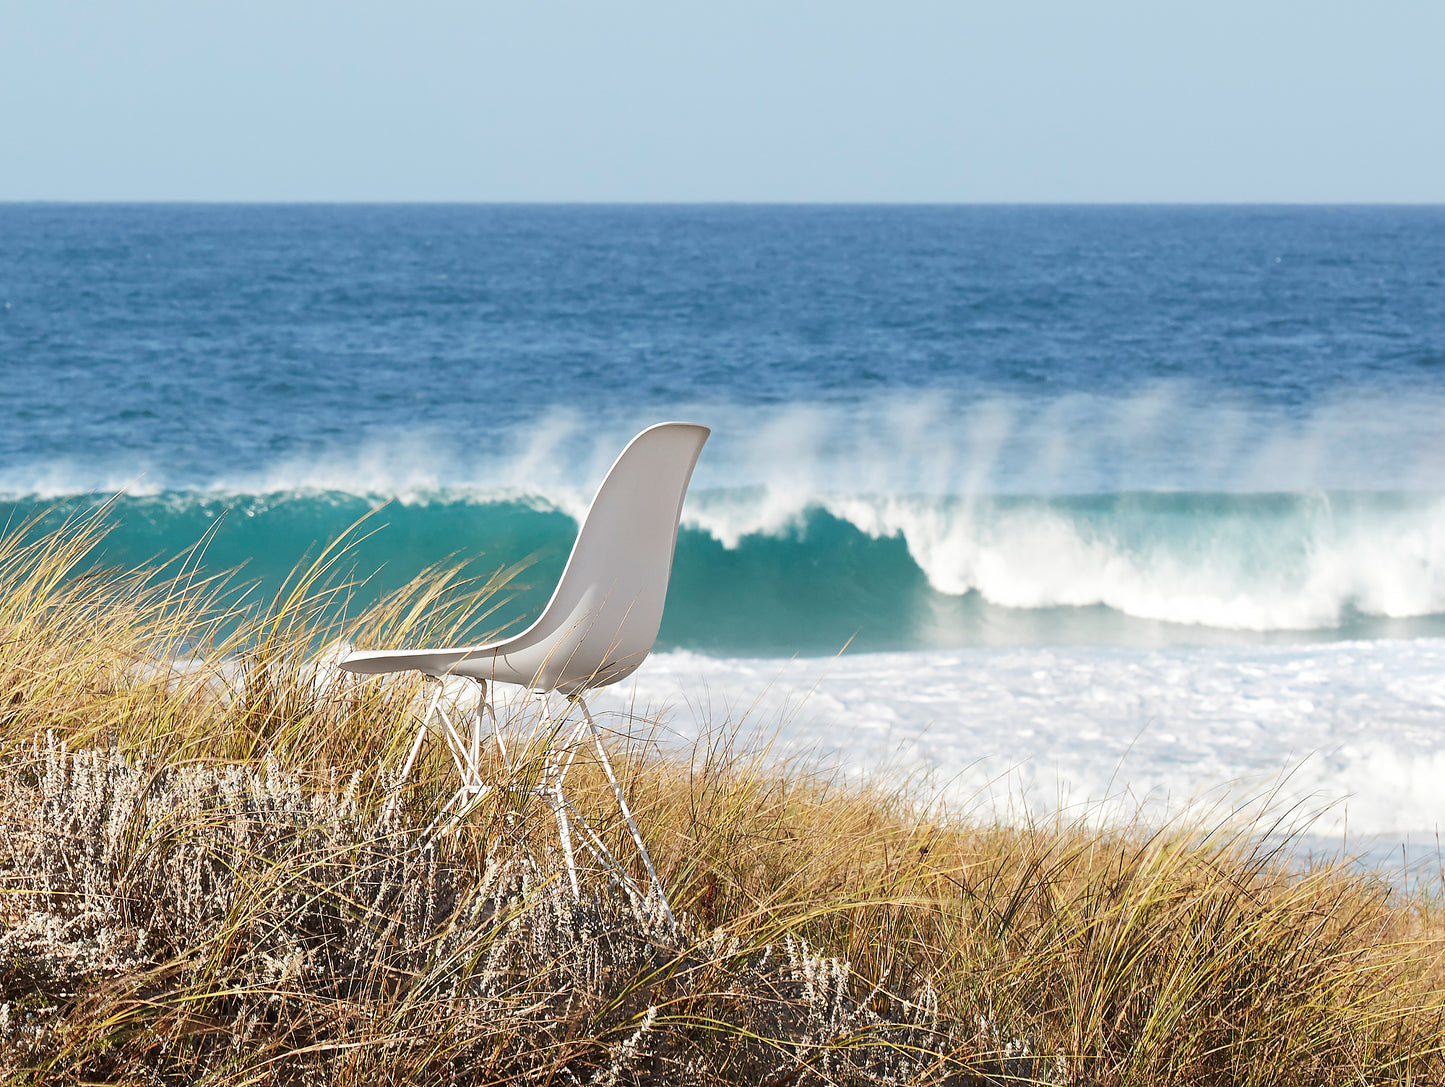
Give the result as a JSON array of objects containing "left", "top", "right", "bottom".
[{"left": 12, "top": 488, "right": 1443, "bottom": 654}]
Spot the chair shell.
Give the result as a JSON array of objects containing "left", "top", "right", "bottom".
[{"left": 339, "top": 421, "right": 709, "bottom": 694}]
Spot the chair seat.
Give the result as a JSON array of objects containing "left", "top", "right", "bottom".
[{"left": 339, "top": 642, "right": 641, "bottom": 693}]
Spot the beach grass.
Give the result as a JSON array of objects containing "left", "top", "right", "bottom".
[{"left": 2, "top": 512, "right": 1444, "bottom": 1085}]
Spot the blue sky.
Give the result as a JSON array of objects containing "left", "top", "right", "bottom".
[{"left": 3, "top": 0, "right": 1442, "bottom": 202}]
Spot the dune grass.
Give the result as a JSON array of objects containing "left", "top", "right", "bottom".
[{"left": 1, "top": 510, "right": 1444, "bottom": 1084}]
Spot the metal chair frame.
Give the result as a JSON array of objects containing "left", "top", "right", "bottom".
[{"left": 394, "top": 676, "right": 671, "bottom": 920}]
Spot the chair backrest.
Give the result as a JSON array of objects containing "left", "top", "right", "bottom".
[{"left": 489, "top": 421, "right": 709, "bottom": 694}]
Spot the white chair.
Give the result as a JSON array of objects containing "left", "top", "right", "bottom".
[{"left": 340, "top": 422, "right": 709, "bottom": 921}]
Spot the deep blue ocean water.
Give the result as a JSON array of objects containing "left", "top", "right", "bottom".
[{"left": 3, "top": 204, "right": 1443, "bottom": 654}]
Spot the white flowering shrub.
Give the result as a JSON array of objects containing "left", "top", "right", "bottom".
[{"left": 0, "top": 737, "right": 1047, "bottom": 1086}]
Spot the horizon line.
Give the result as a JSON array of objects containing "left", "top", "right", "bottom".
[{"left": 3, "top": 198, "right": 1444, "bottom": 209}]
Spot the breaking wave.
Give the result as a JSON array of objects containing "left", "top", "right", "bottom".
[{"left": 7, "top": 486, "right": 1444, "bottom": 655}]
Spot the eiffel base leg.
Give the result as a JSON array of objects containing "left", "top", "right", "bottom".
[
  {"left": 388, "top": 680, "right": 675, "bottom": 925},
  {"left": 570, "top": 694, "right": 675, "bottom": 925}
]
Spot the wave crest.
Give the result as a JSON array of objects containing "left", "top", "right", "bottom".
[{"left": 688, "top": 490, "right": 1445, "bottom": 631}]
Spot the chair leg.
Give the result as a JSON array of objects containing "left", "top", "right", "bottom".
[
  {"left": 555, "top": 792, "right": 648, "bottom": 908},
  {"left": 538, "top": 710, "right": 651, "bottom": 908},
  {"left": 412, "top": 678, "right": 496, "bottom": 842},
  {"left": 434, "top": 703, "right": 482, "bottom": 788},
  {"left": 572, "top": 694, "right": 675, "bottom": 924},
  {"left": 535, "top": 696, "right": 583, "bottom": 900},
  {"left": 384, "top": 681, "right": 445, "bottom": 821}
]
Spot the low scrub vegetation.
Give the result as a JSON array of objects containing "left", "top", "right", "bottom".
[{"left": 1, "top": 510, "right": 1443, "bottom": 1084}]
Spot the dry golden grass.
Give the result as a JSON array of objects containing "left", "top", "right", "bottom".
[{"left": 2, "top": 511, "right": 1444, "bottom": 1084}]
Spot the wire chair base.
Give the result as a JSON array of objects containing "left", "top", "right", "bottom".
[{"left": 389, "top": 677, "right": 674, "bottom": 924}]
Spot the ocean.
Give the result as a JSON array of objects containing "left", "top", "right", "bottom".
[{"left": 3, "top": 203, "right": 1443, "bottom": 859}]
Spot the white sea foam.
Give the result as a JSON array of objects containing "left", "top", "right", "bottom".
[
  {"left": 821, "top": 493, "right": 1445, "bottom": 629},
  {"left": 583, "top": 639, "right": 1445, "bottom": 846}
]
